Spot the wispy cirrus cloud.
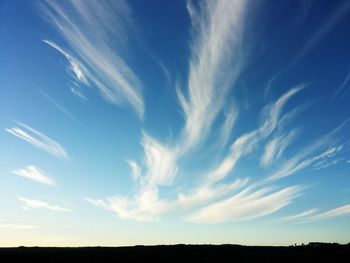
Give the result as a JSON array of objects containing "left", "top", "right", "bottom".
[
  {"left": 312, "top": 145, "right": 344, "bottom": 170},
  {"left": 204, "top": 86, "right": 304, "bottom": 186},
  {"left": 332, "top": 69, "right": 350, "bottom": 101},
  {"left": 288, "top": 0, "right": 350, "bottom": 70},
  {"left": 220, "top": 106, "right": 239, "bottom": 147},
  {"left": 266, "top": 119, "right": 349, "bottom": 182},
  {"left": 87, "top": 178, "right": 249, "bottom": 222},
  {"left": 70, "top": 86, "right": 88, "bottom": 101},
  {"left": 86, "top": 1, "right": 350, "bottom": 224},
  {"left": 5, "top": 122, "right": 68, "bottom": 159},
  {"left": 126, "top": 159, "right": 142, "bottom": 182},
  {"left": 39, "top": 89, "right": 76, "bottom": 121},
  {"left": 265, "top": 1, "right": 350, "bottom": 94},
  {"left": 43, "top": 40, "right": 89, "bottom": 86},
  {"left": 0, "top": 223, "right": 39, "bottom": 230},
  {"left": 86, "top": 189, "right": 168, "bottom": 222},
  {"left": 273, "top": 204, "right": 350, "bottom": 223},
  {"left": 176, "top": 178, "right": 248, "bottom": 210},
  {"left": 140, "top": 133, "right": 179, "bottom": 187},
  {"left": 294, "top": 0, "right": 314, "bottom": 26},
  {"left": 261, "top": 129, "right": 298, "bottom": 167},
  {"left": 39, "top": 0, "right": 144, "bottom": 118},
  {"left": 12, "top": 165, "right": 55, "bottom": 187},
  {"left": 305, "top": 204, "right": 350, "bottom": 222},
  {"left": 267, "top": 141, "right": 345, "bottom": 182},
  {"left": 186, "top": 186, "right": 302, "bottom": 223},
  {"left": 271, "top": 209, "right": 318, "bottom": 223},
  {"left": 19, "top": 198, "right": 72, "bottom": 213},
  {"left": 87, "top": 0, "right": 249, "bottom": 221},
  {"left": 177, "top": 0, "right": 246, "bottom": 151},
  {"left": 87, "top": 83, "right": 347, "bottom": 223},
  {"left": 87, "top": 133, "right": 179, "bottom": 221}
]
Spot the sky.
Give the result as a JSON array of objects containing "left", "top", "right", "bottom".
[{"left": 0, "top": 0, "right": 350, "bottom": 247}]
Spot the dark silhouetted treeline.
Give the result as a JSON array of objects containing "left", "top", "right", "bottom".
[{"left": 0, "top": 243, "right": 349, "bottom": 262}]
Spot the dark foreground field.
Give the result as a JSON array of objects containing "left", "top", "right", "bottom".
[{"left": 1, "top": 243, "right": 349, "bottom": 262}]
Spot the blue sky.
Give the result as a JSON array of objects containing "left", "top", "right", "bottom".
[{"left": 1, "top": 0, "right": 350, "bottom": 246}]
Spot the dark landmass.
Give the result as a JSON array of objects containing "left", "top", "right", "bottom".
[{"left": 0, "top": 243, "right": 349, "bottom": 262}]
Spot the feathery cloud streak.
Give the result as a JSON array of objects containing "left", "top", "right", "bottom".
[
  {"left": 87, "top": 0, "right": 249, "bottom": 221},
  {"left": 178, "top": 0, "right": 246, "bottom": 150},
  {"left": 19, "top": 198, "right": 72, "bottom": 212},
  {"left": 187, "top": 186, "right": 302, "bottom": 223},
  {"left": 5, "top": 123, "right": 68, "bottom": 159},
  {"left": 0, "top": 224, "right": 39, "bottom": 230},
  {"left": 261, "top": 130, "right": 298, "bottom": 167},
  {"left": 268, "top": 140, "right": 345, "bottom": 182},
  {"left": 86, "top": 178, "right": 248, "bottom": 221},
  {"left": 220, "top": 107, "right": 239, "bottom": 147},
  {"left": 288, "top": 0, "right": 350, "bottom": 70},
  {"left": 332, "top": 69, "right": 350, "bottom": 101},
  {"left": 39, "top": 0, "right": 144, "bottom": 118},
  {"left": 306, "top": 204, "right": 350, "bottom": 222},
  {"left": 204, "top": 85, "right": 304, "bottom": 185},
  {"left": 43, "top": 40, "right": 89, "bottom": 86},
  {"left": 12, "top": 166, "right": 55, "bottom": 186},
  {"left": 271, "top": 209, "right": 318, "bottom": 223},
  {"left": 85, "top": 1, "right": 349, "bottom": 224},
  {"left": 39, "top": 88, "right": 76, "bottom": 121},
  {"left": 273, "top": 204, "right": 350, "bottom": 223}
]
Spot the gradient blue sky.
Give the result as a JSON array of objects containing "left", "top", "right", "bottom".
[{"left": 1, "top": 0, "right": 350, "bottom": 246}]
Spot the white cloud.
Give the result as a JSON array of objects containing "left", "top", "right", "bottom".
[
  {"left": 12, "top": 166, "right": 55, "bottom": 186},
  {"left": 204, "top": 86, "right": 304, "bottom": 185},
  {"left": 84, "top": 1, "right": 350, "bottom": 224},
  {"left": 268, "top": 143, "right": 343, "bottom": 181},
  {"left": 204, "top": 130, "right": 259, "bottom": 186},
  {"left": 39, "top": 89, "right": 76, "bottom": 121},
  {"left": 88, "top": 83, "right": 307, "bottom": 221},
  {"left": 332, "top": 69, "right": 350, "bottom": 101},
  {"left": 43, "top": 40, "right": 89, "bottom": 86},
  {"left": 87, "top": 79, "right": 347, "bottom": 223},
  {"left": 176, "top": 178, "right": 248, "bottom": 209},
  {"left": 313, "top": 158, "right": 343, "bottom": 170},
  {"left": 267, "top": 150, "right": 322, "bottom": 181},
  {"left": 146, "top": 51, "right": 172, "bottom": 84},
  {"left": 0, "top": 224, "right": 39, "bottom": 230},
  {"left": 287, "top": 1, "right": 350, "bottom": 70},
  {"left": 5, "top": 122, "right": 68, "bottom": 159},
  {"left": 126, "top": 160, "right": 142, "bottom": 182},
  {"left": 305, "top": 204, "right": 350, "bottom": 222},
  {"left": 86, "top": 189, "right": 168, "bottom": 221},
  {"left": 261, "top": 130, "right": 298, "bottom": 167},
  {"left": 259, "top": 85, "right": 305, "bottom": 138},
  {"left": 89, "top": 0, "right": 252, "bottom": 221},
  {"left": 86, "top": 133, "right": 179, "bottom": 221},
  {"left": 273, "top": 204, "right": 350, "bottom": 223},
  {"left": 186, "top": 186, "right": 301, "bottom": 223},
  {"left": 177, "top": 0, "right": 247, "bottom": 151},
  {"left": 272, "top": 209, "right": 318, "bottom": 223},
  {"left": 141, "top": 133, "right": 179, "bottom": 187},
  {"left": 264, "top": 1, "right": 350, "bottom": 94},
  {"left": 70, "top": 86, "right": 88, "bottom": 101},
  {"left": 19, "top": 198, "right": 72, "bottom": 212},
  {"left": 39, "top": 0, "right": 144, "bottom": 118},
  {"left": 294, "top": 0, "right": 313, "bottom": 26},
  {"left": 86, "top": 179, "right": 249, "bottom": 221},
  {"left": 86, "top": 133, "right": 180, "bottom": 221},
  {"left": 85, "top": 197, "right": 108, "bottom": 210},
  {"left": 220, "top": 107, "right": 238, "bottom": 146},
  {"left": 267, "top": 119, "right": 349, "bottom": 182},
  {"left": 312, "top": 145, "right": 344, "bottom": 170}
]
